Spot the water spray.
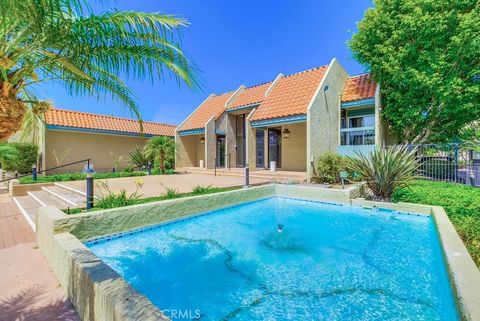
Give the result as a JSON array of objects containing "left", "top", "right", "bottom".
[{"left": 277, "top": 223, "right": 284, "bottom": 233}]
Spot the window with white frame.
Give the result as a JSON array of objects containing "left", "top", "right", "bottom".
[{"left": 340, "top": 112, "right": 375, "bottom": 146}]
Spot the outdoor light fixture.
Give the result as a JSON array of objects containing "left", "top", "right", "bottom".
[
  {"left": 282, "top": 126, "right": 290, "bottom": 139},
  {"left": 200, "top": 136, "right": 205, "bottom": 144}
]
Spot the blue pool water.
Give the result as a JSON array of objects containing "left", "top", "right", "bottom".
[{"left": 87, "top": 197, "right": 459, "bottom": 321}]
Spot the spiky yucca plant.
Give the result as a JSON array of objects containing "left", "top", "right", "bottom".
[{"left": 347, "top": 146, "right": 420, "bottom": 202}]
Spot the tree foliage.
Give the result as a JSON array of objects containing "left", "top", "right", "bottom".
[
  {"left": 0, "top": 0, "right": 198, "bottom": 140},
  {"left": 349, "top": 0, "right": 480, "bottom": 143}
]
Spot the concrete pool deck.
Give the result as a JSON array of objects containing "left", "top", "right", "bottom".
[
  {"left": 36, "top": 184, "right": 480, "bottom": 321},
  {"left": 60, "top": 172, "right": 271, "bottom": 198}
]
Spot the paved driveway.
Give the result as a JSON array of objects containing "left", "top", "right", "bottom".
[{"left": 62, "top": 173, "right": 269, "bottom": 198}]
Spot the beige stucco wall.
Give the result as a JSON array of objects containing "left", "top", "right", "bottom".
[
  {"left": 175, "top": 133, "right": 204, "bottom": 168},
  {"left": 245, "top": 109, "right": 257, "bottom": 170},
  {"left": 44, "top": 129, "right": 149, "bottom": 172},
  {"left": 205, "top": 117, "right": 216, "bottom": 169},
  {"left": 307, "top": 58, "right": 348, "bottom": 179},
  {"left": 281, "top": 122, "right": 307, "bottom": 171}
]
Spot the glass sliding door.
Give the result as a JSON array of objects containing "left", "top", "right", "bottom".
[
  {"left": 236, "top": 115, "right": 246, "bottom": 167},
  {"left": 268, "top": 128, "right": 282, "bottom": 168},
  {"left": 256, "top": 129, "right": 265, "bottom": 168}
]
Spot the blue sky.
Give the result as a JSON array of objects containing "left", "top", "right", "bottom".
[{"left": 37, "top": 0, "right": 373, "bottom": 125}]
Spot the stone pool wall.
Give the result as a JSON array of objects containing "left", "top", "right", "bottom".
[{"left": 36, "top": 183, "right": 480, "bottom": 321}]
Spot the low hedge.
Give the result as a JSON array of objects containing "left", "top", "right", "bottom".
[
  {"left": 392, "top": 180, "right": 480, "bottom": 267},
  {"left": 1, "top": 143, "right": 38, "bottom": 173},
  {"left": 19, "top": 170, "right": 177, "bottom": 184}
]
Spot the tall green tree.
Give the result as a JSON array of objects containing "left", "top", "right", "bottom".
[
  {"left": 145, "top": 136, "right": 176, "bottom": 172},
  {"left": 0, "top": 0, "right": 198, "bottom": 141},
  {"left": 349, "top": 0, "right": 480, "bottom": 143}
]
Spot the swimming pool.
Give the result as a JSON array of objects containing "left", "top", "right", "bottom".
[{"left": 87, "top": 197, "right": 459, "bottom": 321}]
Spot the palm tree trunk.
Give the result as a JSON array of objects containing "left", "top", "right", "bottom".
[
  {"left": 0, "top": 94, "right": 27, "bottom": 142},
  {"left": 159, "top": 151, "right": 165, "bottom": 173}
]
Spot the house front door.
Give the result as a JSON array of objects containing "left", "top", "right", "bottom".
[
  {"left": 268, "top": 128, "right": 282, "bottom": 168},
  {"left": 216, "top": 135, "right": 225, "bottom": 167}
]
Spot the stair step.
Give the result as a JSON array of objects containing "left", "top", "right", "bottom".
[
  {"left": 28, "top": 190, "right": 71, "bottom": 209},
  {"left": 54, "top": 182, "right": 86, "bottom": 196},
  {"left": 13, "top": 196, "right": 40, "bottom": 231},
  {"left": 42, "top": 186, "right": 85, "bottom": 207}
]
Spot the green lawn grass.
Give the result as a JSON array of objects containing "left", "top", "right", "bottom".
[
  {"left": 392, "top": 180, "right": 480, "bottom": 267},
  {"left": 19, "top": 169, "right": 176, "bottom": 184}
]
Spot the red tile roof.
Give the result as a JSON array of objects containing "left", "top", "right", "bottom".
[
  {"left": 227, "top": 82, "right": 272, "bottom": 109},
  {"left": 250, "top": 66, "right": 328, "bottom": 121},
  {"left": 45, "top": 108, "right": 176, "bottom": 137},
  {"left": 341, "top": 73, "right": 376, "bottom": 102},
  {"left": 178, "top": 92, "right": 234, "bottom": 131}
]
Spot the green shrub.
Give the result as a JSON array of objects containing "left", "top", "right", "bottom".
[
  {"left": 151, "top": 168, "right": 176, "bottom": 175},
  {"left": 192, "top": 184, "right": 213, "bottom": 195},
  {"left": 316, "top": 153, "right": 348, "bottom": 184},
  {"left": 95, "top": 180, "right": 143, "bottom": 209},
  {"left": 393, "top": 180, "right": 480, "bottom": 267},
  {"left": 1, "top": 143, "right": 37, "bottom": 173},
  {"left": 129, "top": 146, "right": 152, "bottom": 169},
  {"left": 165, "top": 187, "right": 179, "bottom": 199}
]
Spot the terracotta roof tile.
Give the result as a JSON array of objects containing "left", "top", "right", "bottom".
[
  {"left": 250, "top": 66, "right": 328, "bottom": 121},
  {"left": 45, "top": 108, "right": 175, "bottom": 137},
  {"left": 228, "top": 82, "right": 272, "bottom": 109},
  {"left": 341, "top": 73, "right": 376, "bottom": 102},
  {"left": 178, "top": 91, "right": 234, "bottom": 131}
]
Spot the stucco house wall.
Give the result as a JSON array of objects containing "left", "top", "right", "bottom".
[
  {"left": 175, "top": 133, "right": 205, "bottom": 168},
  {"left": 307, "top": 58, "right": 349, "bottom": 179},
  {"left": 281, "top": 122, "right": 307, "bottom": 171},
  {"left": 43, "top": 129, "right": 149, "bottom": 172}
]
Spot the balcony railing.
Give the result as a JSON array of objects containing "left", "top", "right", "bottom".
[{"left": 340, "top": 127, "right": 375, "bottom": 146}]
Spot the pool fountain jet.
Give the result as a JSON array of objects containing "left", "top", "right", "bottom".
[{"left": 277, "top": 223, "right": 284, "bottom": 233}]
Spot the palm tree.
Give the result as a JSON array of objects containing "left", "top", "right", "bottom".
[
  {"left": 347, "top": 146, "right": 420, "bottom": 202},
  {"left": 0, "top": 0, "right": 198, "bottom": 141},
  {"left": 146, "top": 136, "right": 175, "bottom": 173}
]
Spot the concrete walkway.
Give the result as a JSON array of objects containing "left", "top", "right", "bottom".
[
  {"left": 0, "top": 194, "right": 79, "bottom": 321},
  {"left": 0, "top": 194, "right": 35, "bottom": 249},
  {"left": 62, "top": 172, "right": 270, "bottom": 198}
]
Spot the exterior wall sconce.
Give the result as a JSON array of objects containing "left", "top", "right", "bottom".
[
  {"left": 200, "top": 136, "right": 205, "bottom": 144},
  {"left": 282, "top": 126, "right": 290, "bottom": 139}
]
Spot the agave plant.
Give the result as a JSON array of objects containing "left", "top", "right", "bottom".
[
  {"left": 129, "top": 146, "right": 152, "bottom": 169},
  {"left": 0, "top": 0, "right": 198, "bottom": 141},
  {"left": 347, "top": 146, "right": 420, "bottom": 202}
]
